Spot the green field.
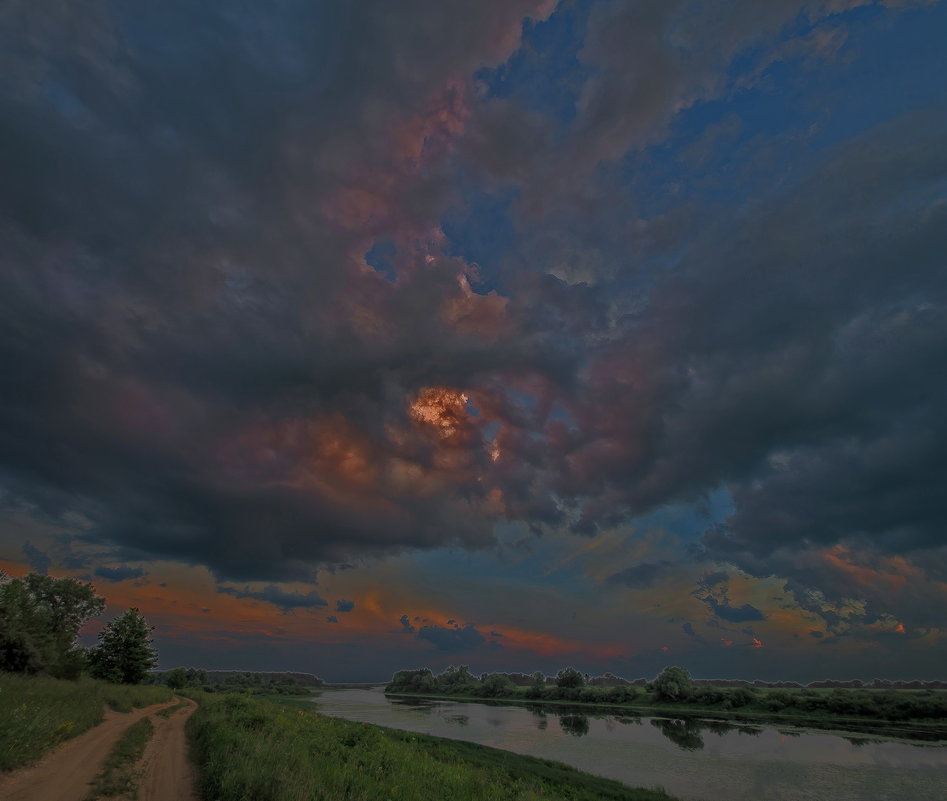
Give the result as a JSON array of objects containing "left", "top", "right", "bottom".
[
  {"left": 186, "top": 691, "right": 679, "bottom": 801},
  {"left": 0, "top": 673, "right": 172, "bottom": 771}
]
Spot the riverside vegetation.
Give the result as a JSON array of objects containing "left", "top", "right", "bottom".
[
  {"left": 385, "top": 665, "right": 947, "bottom": 727},
  {"left": 186, "top": 690, "right": 680, "bottom": 801}
]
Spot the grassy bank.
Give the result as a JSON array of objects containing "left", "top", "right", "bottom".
[
  {"left": 0, "top": 673, "right": 172, "bottom": 771},
  {"left": 186, "top": 691, "right": 678, "bottom": 801}
]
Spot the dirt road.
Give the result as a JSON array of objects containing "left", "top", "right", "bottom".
[
  {"left": 0, "top": 697, "right": 199, "bottom": 801},
  {"left": 136, "top": 698, "right": 199, "bottom": 801}
]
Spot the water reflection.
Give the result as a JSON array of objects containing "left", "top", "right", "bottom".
[
  {"left": 559, "top": 714, "right": 590, "bottom": 737},
  {"left": 650, "top": 718, "right": 706, "bottom": 751},
  {"left": 444, "top": 714, "right": 469, "bottom": 727}
]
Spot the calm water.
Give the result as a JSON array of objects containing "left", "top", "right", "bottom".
[{"left": 310, "top": 688, "right": 947, "bottom": 801}]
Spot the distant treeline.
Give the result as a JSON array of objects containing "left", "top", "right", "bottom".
[
  {"left": 146, "top": 668, "right": 323, "bottom": 694},
  {"left": 392, "top": 667, "right": 947, "bottom": 692},
  {"left": 386, "top": 665, "right": 947, "bottom": 722}
]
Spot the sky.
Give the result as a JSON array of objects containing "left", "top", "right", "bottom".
[{"left": 1, "top": 0, "right": 946, "bottom": 683}]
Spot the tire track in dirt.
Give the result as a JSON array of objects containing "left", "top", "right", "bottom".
[
  {"left": 134, "top": 697, "right": 198, "bottom": 801},
  {"left": 0, "top": 699, "right": 176, "bottom": 801}
]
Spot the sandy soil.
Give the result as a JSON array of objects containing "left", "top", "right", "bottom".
[{"left": 0, "top": 697, "right": 198, "bottom": 801}]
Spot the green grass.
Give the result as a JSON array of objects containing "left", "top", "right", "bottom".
[
  {"left": 187, "top": 692, "right": 679, "bottom": 801},
  {"left": 156, "top": 698, "right": 189, "bottom": 719},
  {"left": 84, "top": 717, "right": 154, "bottom": 800},
  {"left": 0, "top": 673, "right": 172, "bottom": 771}
]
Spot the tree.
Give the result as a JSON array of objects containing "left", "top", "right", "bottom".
[
  {"left": 0, "top": 572, "right": 104, "bottom": 678},
  {"left": 164, "top": 667, "right": 187, "bottom": 689},
  {"left": 555, "top": 667, "right": 585, "bottom": 689},
  {"left": 437, "top": 664, "right": 477, "bottom": 687},
  {"left": 88, "top": 608, "right": 157, "bottom": 684},
  {"left": 481, "top": 673, "right": 515, "bottom": 697},
  {"left": 653, "top": 665, "right": 694, "bottom": 702}
]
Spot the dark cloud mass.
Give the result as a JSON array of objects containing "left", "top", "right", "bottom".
[
  {"left": 417, "top": 622, "right": 487, "bottom": 653},
  {"left": 1, "top": 0, "right": 946, "bottom": 678},
  {"left": 609, "top": 561, "right": 673, "bottom": 588}
]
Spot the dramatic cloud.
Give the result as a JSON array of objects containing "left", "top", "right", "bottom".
[{"left": 1, "top": 0, "right": 944, "bottom": 680}]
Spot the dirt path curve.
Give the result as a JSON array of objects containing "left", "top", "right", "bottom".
[
  {"left": 135, "top": 697, "right": 199, "bottom": 801},
  {"left": 0, "top": 699, "right": 176, "bottom": 801}
]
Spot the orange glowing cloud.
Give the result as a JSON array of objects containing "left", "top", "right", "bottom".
[{"left": 409, "top": 386, "right": 471, "bottom": 437}]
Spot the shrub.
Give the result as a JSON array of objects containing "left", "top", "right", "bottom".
[{"left": 652, "top": 667, "right": 694, "bottom": 702}]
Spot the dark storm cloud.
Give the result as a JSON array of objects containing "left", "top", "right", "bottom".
[
  {"left": 608, "top": 561, "right": 673, "bottom": 588},
  {"left": 326, "top": 615, "right": 339, "bottom": 624},
  {"left": 94, "top": 564, "right": 146, "bottom": 582},
  {"left": 335, "top": 599, "right": 355, "bottom": 613},
  {"left": 0, "top": 0, "right": 556, "bottom": 580},
  {"left": 216, "top": 584, "right": 327, "bottom": 611},
  {"left": 398, "top": 615, "right": 416, "bottom": 634},
  {"left": 417, "top": 621, "right": 486, "bottom": 653},
  {"left": 707, "top": 599, "right": 765, "bottom": 623},
  {"left": 1, "top": 0, "right": 945, "bottom": 614},
  {"left": 541, "top": 108, "right": 947, "bottom": 583}
]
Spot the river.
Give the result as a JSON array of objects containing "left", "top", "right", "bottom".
[{"left": 309, "top": 688, "right": 947, "bottom": 801}]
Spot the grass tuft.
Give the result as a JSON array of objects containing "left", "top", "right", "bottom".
[{"left": 156, "top": 699, "right": 189, "bottom": 719}]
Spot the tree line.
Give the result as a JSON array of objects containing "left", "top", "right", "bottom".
[
  {"left": 0, "top": 571, "right": 157, "bottom": 684},
  {"left": 387, "top": 664, "right": 947, "bottom": 721},
  {"left": 146, "top": 668, "right": 319, "bottom": 695}
]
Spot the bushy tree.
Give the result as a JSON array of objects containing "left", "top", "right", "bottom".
[
  {"left": 88, "top": 608, "right": 157, "bottom": 684},
  {"left": 437, "top": 664, "right": 477, "bottom": 687},
  {"left": 652, "top": 665, "right": 694, "bottom": 702},
  {"left": 0, "top": 571, "right": 104, "bottom": 677},
  {"left": 480, "top": 673, "right": 515, "bottom": 697},
  {"left": 555, "top": 667, "right": 585, "bottom": 689}
]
